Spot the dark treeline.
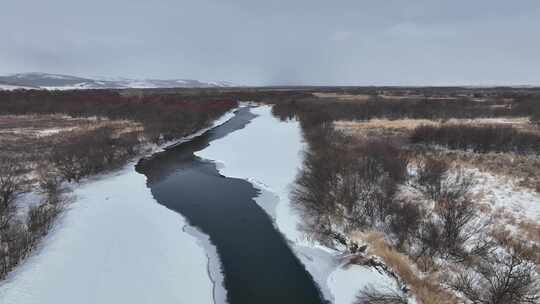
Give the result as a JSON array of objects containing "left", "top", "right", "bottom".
[
  {"left": 411, "top": 124, "right": 540, "bottom": 154},
  {"left": 270, "top": 94, "right": 540, "bottom": 123},
  {"left": 0, "top": 90, "right": 238, "bottom": 142}
]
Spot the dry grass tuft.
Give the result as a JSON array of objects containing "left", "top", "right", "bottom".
[
  {"left": 335, "top": 119, "right": 437, "bottom": 132},
  {"left": 354, "top": 231, "right": 458, "bottom": 304},
  {"left": 518, "top": 220, "right": 540, "bottom": 244}
]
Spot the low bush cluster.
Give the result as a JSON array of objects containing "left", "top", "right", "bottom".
[{"left": 50, "top": 126, "right": 139, "bottom": 182}]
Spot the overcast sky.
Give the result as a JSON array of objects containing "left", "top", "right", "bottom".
[{"left": 1, "top": 0, "right": 539, "bottom": 85}]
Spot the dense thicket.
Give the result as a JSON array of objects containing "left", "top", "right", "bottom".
[{"left": 411, "top": 124, "right": 540, "bottom": 154}]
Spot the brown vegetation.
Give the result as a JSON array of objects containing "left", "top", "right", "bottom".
[
  {"left": 411, "top": 124, "right": 540, "bottom": 154},
  {"left": 274, "top": 92, "right": 540, "bottom": 303}
]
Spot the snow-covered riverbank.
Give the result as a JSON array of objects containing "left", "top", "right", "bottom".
[
  {"left": 196, "top": 105, "right": 399, "bottom": 304},
  {"left": 0, "top": 167, "right": 216, "bottom": 304},
  {"left": 0, "top": 109, "right": 239, "bottom": 304}
]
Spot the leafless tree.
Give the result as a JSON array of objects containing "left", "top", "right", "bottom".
[
  {"left": 0, "top": 159, "right": 27, "bottom": 230},
  {"left": 387, "top": 200, "right": 424, "bottom": 251},
  {"left": 451, "top": 244, "right": 540, "bottom": 304}
]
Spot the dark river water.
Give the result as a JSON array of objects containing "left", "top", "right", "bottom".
[{"left": 135, "top": 107, "right": 327, "bottom": 304}]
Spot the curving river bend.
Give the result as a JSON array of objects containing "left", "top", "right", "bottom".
[{"left": 136, "top": 106, "right": 327, "bottom": 304}]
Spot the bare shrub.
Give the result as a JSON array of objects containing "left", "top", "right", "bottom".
[
  {"left": 0, "top": 159, "right": 31, "bottom": 279},
  {"left": 27, "top": 203, "right": 62, "bottom": 240},
  {"left": 412, "top": 158, "right": 474, "bottom": 203},
  {"left": 28, "top": 166, "right": 66, "bottom": 239},
  {"left": 292, "top": 132, "right": 408, "bottom": 252},
  {"left": 413, "top": 156, "right": 450, "bottom": 201},
  {"left": 0, "top": 159, "right": 28, "bottom": 228},
  {"left": 415, "top": 220, "right": 444, "bottom": 262},
  {"left": 451, "top": 244, "right": 540, "bottom": 304},
  {"left": 387, "top": 201, "right": 424, "bottom": 251},
  {"left": 414, "top": 195, "right": 488, "bottom": 261},
  {"left": 0, "top": 220, "right": 30, "bottom": 278},
  {"left": 436, "top": 197, "right": 479, "bottom": 258},
  {"left": 0, "top": 161, "right": 67, "bottom": 279},
  {"left": 36, "top": 164, "right": 65, "bottom": 203},
  {"left": 356, "top": 286, "right": 408, "bottom": 304}
]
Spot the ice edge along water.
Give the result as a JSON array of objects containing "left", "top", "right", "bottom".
[
  {"left": 0, "top": 109, "right": 237, "bottom": 304},
  {"left": 196, "top": 105, "right": 402, "bottom": 304}
]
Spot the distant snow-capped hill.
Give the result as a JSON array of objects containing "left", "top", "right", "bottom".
[{"left": 0, "top": 72, "right": 236, "bottom": 90}]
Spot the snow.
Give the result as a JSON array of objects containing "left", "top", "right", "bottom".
[
  {"left": 125, "top": 81, "right": 159, "bottom": 89},
  {"left": 328, "top": 265, "right": 401, "bottom": 304},
  {"left": 0, "top": 109, "right": 242, "bottom": 304},
  {"left": 0, "top": 84, "right": 36, "bottom": 90},
  {"left": 196, "top": 105, "right": 401, "bottom": 304},
  {"left": 42, "top": 74, "right": 72, "bottom": 80}
]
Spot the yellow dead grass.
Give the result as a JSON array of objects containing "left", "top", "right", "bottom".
[
  {"left": 334, "top": 117, "right": 530, "bottom": 134},
  {"left": 312, "top": 92, "right": 371, "bottom": 102},
  {"left": 335, "top": 119, "right": 437, "bottom": 132}
]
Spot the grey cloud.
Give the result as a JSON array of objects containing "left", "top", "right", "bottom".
[{"left": 1, "top": 0, "right": 539, "bottom": 85}]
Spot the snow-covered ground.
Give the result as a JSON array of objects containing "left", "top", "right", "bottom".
[
  {"left": 0, "top": 109, "right": 240, "bottom": 304},
  {"left": 196, "top": 105, "right": 400, "bottom": 304}
]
